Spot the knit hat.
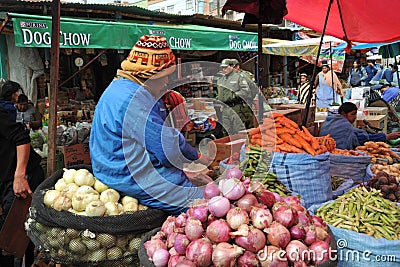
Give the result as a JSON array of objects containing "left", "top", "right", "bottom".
[
  {"left": 300, "top": 73, "right": 308, "bottom": 78},
  {"left": 120, "top": 35, "right": 176, "bottom": 79}
]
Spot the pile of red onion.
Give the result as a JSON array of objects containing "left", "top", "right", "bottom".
[{"left": 144, "top": 167, "right": 332, "bottom": 267}]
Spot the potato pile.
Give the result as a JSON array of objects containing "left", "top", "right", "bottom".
[
  {"left": 370, "top": 164, "right": 400, "bottom": 183},
  {"left": 356, "top": 141, "right": 400, "bottom": 164},
  {"left": 331, "top": 149, "right": 362, "bottom": 156},
  {"left": 366, "top": 171, "right": 400, "bottom": 202}
]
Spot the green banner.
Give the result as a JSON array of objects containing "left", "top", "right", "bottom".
[{"left": 11, "top": 13, "right": 258, "bottom": 51}]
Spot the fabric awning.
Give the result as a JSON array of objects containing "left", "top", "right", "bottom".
[
  {"left": 262, "top": 36, "right": 343, "bottom": 56},
  {"left": 284, "top": 0, "right": 400, "bottom": 44},
  {"left": 10, "top": 13, "right": 258, "bottom": 51}
]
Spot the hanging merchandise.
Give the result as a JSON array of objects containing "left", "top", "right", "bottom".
[
  {"left": 86, "top": 48, "right": 95, "bottom": 55},
  {"left": 99, "top": 53, "right": 108, "bottom": 67}
]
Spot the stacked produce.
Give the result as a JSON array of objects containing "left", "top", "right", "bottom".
[
  {"left": 315, "top": 135, "right": 336, "bottom": 152},
  {"left": 356, "top": 141, "right": 400, "bottom": 164},
  {"left": 143, "top": 173, "right": 334, "bottom": 266},
  {"left": 26, "top": 218, "right": 144, "bottom": 264},
  {"left": 365, "top": 171, "right": 400, "bottom": 202},
  {"left": 43, "top": 168, "right": 148, "bottom": 215},
  {"left": 370, "top": 164, "right": 400, "bottom": 182},
  {"left": 248, "top": 113, "right": 328, "bottom": 155},
  {"left": 317, "top": 187, "right": 400, "bottom": 240},
  {"left": 330, "top": 149, "right": 361, "bottom": 156}
]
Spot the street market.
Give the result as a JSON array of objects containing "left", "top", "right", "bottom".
[{"left": 0, "top": 0, "right": 400, "bottom": 267}]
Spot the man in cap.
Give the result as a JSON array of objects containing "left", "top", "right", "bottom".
[
  {"left": 216, "top": 59, "right": 251, "bottom": 135},
  {"left": 90, "top": 35, "right": 209, "bottom": 215}
]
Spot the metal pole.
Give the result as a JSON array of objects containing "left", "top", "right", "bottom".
[
  {"left": 47, "top": 0, "right": 60, "bottom": 177},
  {"left": 330, "top": 42, "right": 335, "bottom": 102},
  {"left": 302, "top": 0, "right": 334, "bottom": 127},
  {"left": 257, "top": 22, "right": 264, "bottom": 125}
]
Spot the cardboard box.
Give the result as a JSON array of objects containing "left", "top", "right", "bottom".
[
  {"left": 356, "top": 115, "right": 387, "bottom": 133},
  {"left": 366, "top": 107, "right": 388, "bottom": 116},
  {"left": 59, "top": 143, "right": 91, "bottom": 167},
  {"left": 208, "top": 134, "right": 247, "bottom": 166}
]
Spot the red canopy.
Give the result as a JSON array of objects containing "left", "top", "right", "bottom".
[{"left": 285, "top": 0, "right": 400, "bottom": 44}]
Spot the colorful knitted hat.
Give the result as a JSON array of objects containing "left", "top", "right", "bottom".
[{"left": 121, "top": 35, "right": 176, "bottom": 79}]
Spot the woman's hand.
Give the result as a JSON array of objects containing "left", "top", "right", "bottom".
[{"left": 386, "top": 132, "right": 400, "bottom": 141}]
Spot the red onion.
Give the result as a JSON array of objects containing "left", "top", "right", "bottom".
[
  {"left": 297, "top": 211, "right": 310, "bottom": 226},
  {"left": 250, "top": 207, "right": 273, "bottom": 230},
  {"left": 174, "top": 234, "right": 190, "bottom": 255},
  {"left": 226, "top": 167, "right": 243, "bottom": 179},
  {"left": 161, "top": 216, "right": 176, "bottom": 236},
  {"left": 304, "top": 226, "right": 317, "bottom": 245},
  {"left": 212, "top": 242, "right": 244, "bottom": 267},
  {"left": 256, "top": 190, "right": 276, "bottom": 208},
  {"left": 153, "top": 231, "right": 167, "bottom": 241},
  {"left": 230, "top": 224, "right": 249, "bottom": 237},
  {"left": 315, "top": 226, "right": 329, "bottom": 241},
  {"left": 273, "top": 205, "right": 298, "bottom": 228},
  {"left": 168, "top": 255, "right": 186, "bottom": 267},
  {"left": 312, "top": 216, "right": 328, "bottom": 231},
  {"left": 175, "top": 213, "right": 187, "bottom": 228},
  {"left": 237, "top": 193, "right": 258, "bottom": 213},
  {"left": 271, "top": 201, "right": 287, "bottom": 213},
  {"left": 291, "top": 203, "right": 306, "bottom": 213},
  {"left": 185, "top": 238, "right": 213, "bottom": 267},
  {"left": 167, "top": 232, "right": 178, "bottom": 249},
  {"left": 152, "top": 248, "right": 170, "bottom": 267},
  {"left": 309, "top": 240, "right": 331, "bottom": 265},
  {"left": 208, "top": 196, "right": 230, "bottom": 217},
  {"left": 283, "top": 196, "right": 301, "bottom": 205},
  {"left": 203, "top": 182, "right": 220, "bottom": 199},
  {"left": 259, "top": 245, "right": 288, "bottom": 267},
  {"left": 237, "top": 251, "right": 259, "bottom": 267},
  {"left": 226, "top": 207, "right": 249, "bottom": 230},
  {"left": 285, "top": 240, "right": 309, "bottom": 264},
  {"left": 242, "top": 177, "right": 251, "bottom": 185},
  {"left": 175, "top": 259, "right": 196, "bottom": 267},
  {"left": 290, "top": 224, "right": 306, "bottom": 240},
  {"left": 266, "top": 221, "right": 291, "bottom": 249},
  {"left": 144, "top": 238, "right": 167, "bottom": 260},
  {"left": 206, "top": 219, "right": 231, "bottom": 243},
  {"left": 272, "top": 192, "right": 284, "bottom": 202},
  {"left": 220, "top": 178, "right": 246, "bottom": 200},
  {"left": 185, "top": 218, "right": 204, "bottom": 241},
  {"left": 246, "top": 180, "right": 263, "bottom": 193},
  {"left": 191, "top": 206, "right": 209, "bottom": 223},
  {"left": 235, "top": 227, "right": 266, "bottom": 253},
  {"left": 207, "top": 213, "right": 217, "bottom": 226}
]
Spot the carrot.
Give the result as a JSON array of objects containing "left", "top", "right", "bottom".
[
  {"left": 276, "top": 143, "right": 305, "bottom": 153},
  {"left": 262, "top": 129, "right": 277, "bottom": 139},
  {"left": 275, "top": 116, "right": 299, "bottom": 129},
  {"left": 251, "top": 133, "right": 262, "bottom": 139},
  {"left": 261, "top": 135, "right": 275, "bottom": 143},
  {"left": 248, "top": 127, "right": 261, "bottom": 136},
  {"left": 294, "top": 133, "right": 316, "bottom": 155},
  {"left": 295, "top": 129, "right": 312, "bottom": 142},
  {"left": 279, "top": 133, "right": 302, "bottom": 149},
  {"left": 301, "top": 126, "right": 314, "bottom": 138},
  {"left": 276, "top": 137, "right": 284, "bottom": 145},
  {"left": 275, "top": 127, "right": 296, "bottom": 135},
  {"left": 310, "top": 137, "right": 320, "bottom": 151},
  {"left": 252, "top": 138, "right": 262, "bottom": 147},
  {"left": 271, "top": 112, "right": 284, "bottom": 119}
]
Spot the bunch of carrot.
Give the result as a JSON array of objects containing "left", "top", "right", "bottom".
[
  {"left": 248, "top": 113, "right": 328, "bottom": 155},
  {"left": 315, "top": 134, "right": 336, "bottom": 152}
]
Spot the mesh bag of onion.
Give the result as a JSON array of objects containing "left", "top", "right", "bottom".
[{"left": 28, "top": 164, "right": 168, "bottom": 265}]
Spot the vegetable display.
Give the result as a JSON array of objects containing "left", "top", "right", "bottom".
[
  {"left": 366, "top": 171, "right": 400, "bottom": 202},
  {"left": 247, "top": 113, "right": 330, "bottom": 155},
  {"left": 43, "top": 168, "right": 148, "bottom": 215},
  {"left": 356, "top": 141, "right": 400, "bottom": 164},
  {"left": 330, "top": 149, "right": 361, "bottom": 156},
  {"left": 316, "top": 187, "right": 400, "bottom": 240},
  {"left": 143, "top": 176, "right": 333, "bottom": 266},
  {"left": 370, "top": 164, "right": 400, "bottom": 182}
]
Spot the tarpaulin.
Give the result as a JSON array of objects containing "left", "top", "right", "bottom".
[{"left": 285, "top": 0, "right": 400, "bottom": 44}]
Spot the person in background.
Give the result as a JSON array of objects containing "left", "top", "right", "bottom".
[
  {"left": 347, "top": 59, "right": 368, "bottom": 87},
  {"left": 216, "top": 59, "right": 251, "bottom": 134},
  {"left": 90, "top": 35, "right": 210, "bottom": 216},
  {"left": 15, "top": 94, "right": 42, "bottom": 130},
  {"left": 315, "top": 61, "right": 343, "bottom": 108},
  {"left": 382, "top": 65, "right": 398, "bottom": 85},
  {"left": 297, "top": 73, "right": 315, "bottom": 105},
  {"left": 0, "top": 80, "right": 44, "bottom": 267},
  {"left": 320, "top": 102, "right": 400, "bottom": 149},
  {"left": 231, "top": 58, "right": 258, "bottom": 128},
  {"left": 364, "top": 59, "right": 378, "bottom": 86}
]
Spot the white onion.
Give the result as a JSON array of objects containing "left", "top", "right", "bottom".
[
  {"left": 123, "top": 201, "right": 138, "bottom": 212},
  {"left": 61, "top": 183, "right": 79, "bottom": 199},
  {"left": 100, "top": 189, "right": 120, "bottom": 203},
  {"left": 52, "top": 194, "right": 72, "bottom": 211},
  {"left": 54, "top": 178, "right": 67, "bottom": 192},
  {"left": 43, "top": 190, "right": 61, "bottom": 207},
  {"left": 94, "top": 179, "right": 109, "bottom": 193},
  {"left": 121, "top": 196, "right": 138, "bottom": 206},
  {"left": 74, "top": 169, "right": 95, "bottom": 186},
  {"left": 72, "top": 187, "right": 100, "bottom": 212},
  {"left": 86, "top": 200, "right": 106, "bottom": 216},
  {"left": 104, "top": 202, "right": 120, "bottom": 216},
  {"left": 62, "top": 168, "right": 76, "bottom": 184}
]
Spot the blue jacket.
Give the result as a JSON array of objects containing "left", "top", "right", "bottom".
[
  {"left": 382, "top": 68, "right": 394, "bottom": 83},
  {"left": 365, "top": 65, "right": 378, "bottom": 85},
  {"left": 320, "top": 112, "right": 386, "bottom": 150},
  {"left": 89, "top": 78, "right": 202, "bottom": 215}
]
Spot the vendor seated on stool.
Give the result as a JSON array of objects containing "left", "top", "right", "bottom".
[{"left": 319, "top": 102, "right": 400, "bottom": 150}]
